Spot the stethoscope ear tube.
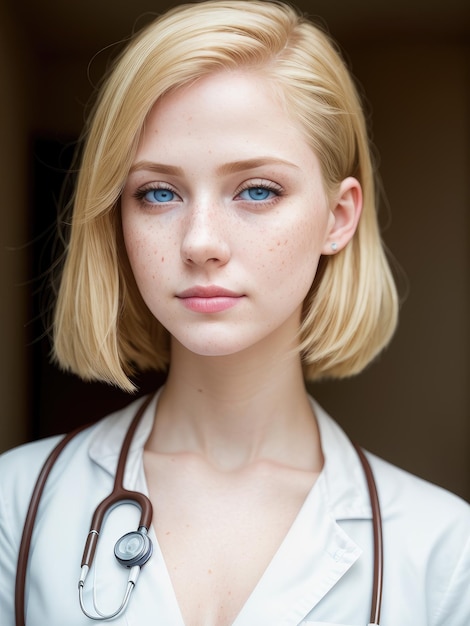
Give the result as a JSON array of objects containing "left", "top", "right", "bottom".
[{"left": 78, "top": 564, "right": 141, "bottom": 621}]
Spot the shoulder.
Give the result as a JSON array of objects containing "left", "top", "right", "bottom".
[
  {"left": 314, "top": 396, "right": 469, "bottom": 528},
  {"left": 367, "top": 451, "right": 470, "bottom": 530},
  {"left": 313, "top": 397, "right": 469, "bottom": 530},
  {"left": 0, "top": 435, "right": 65, "bottom": 511},
  {"left": 362, "top": 451, "right": 470, "bottom": 571},
  {"left": 366, "top": 453, "right": 470, "bottom": 622},
  {"left": 0, "top": 395, "right": 148, "bottom": 523}
]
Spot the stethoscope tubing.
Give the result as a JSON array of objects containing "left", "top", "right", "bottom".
[
  {"left": 352, "top": 442, "right": 384, "bottom": 625},
  {"left": 14, "top": 421, "right": 92, "bottom": 626},
  {"left": 80, "top": 396, "right": 153, "bottom": 570}
]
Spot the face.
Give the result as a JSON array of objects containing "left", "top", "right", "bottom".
[{"left": 121, "top": 71, "right": 336, "bottom": 360}]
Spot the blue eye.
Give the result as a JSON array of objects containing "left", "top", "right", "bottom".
[
  {"left": 239, "top": 187, "right": 276, "bottom": 201},
  {"left": 144, "top": 188, "right": 176, "bottom": 203}
]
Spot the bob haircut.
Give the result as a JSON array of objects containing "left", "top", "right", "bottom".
[{"left": 53, "top": 0, "right": 398, "bottom": 391}]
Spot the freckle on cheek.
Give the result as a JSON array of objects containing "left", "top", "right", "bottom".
[{"left": 161, "top": 257, "right": 165, "bottom": 263}]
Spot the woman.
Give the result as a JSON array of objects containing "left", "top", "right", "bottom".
[{"left": 1, "top": 2, "right": 468, "bottom": 625}]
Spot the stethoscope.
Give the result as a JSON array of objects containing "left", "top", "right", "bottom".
[
  {"left": 77, "top": 395, "right": 154, "bottom": 620},
  {"left": 15, "top": 393, "right": 383, "bottom": 625}
]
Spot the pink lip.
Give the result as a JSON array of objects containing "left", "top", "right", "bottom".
[{"left": 176, "top": 285, "right": 243, "bottom": 313}]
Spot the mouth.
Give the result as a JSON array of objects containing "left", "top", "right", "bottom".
[
  {"left": 176, "top": 285, "right": 244, "bottom": 313},
  {"left": 177, "top": 285, "right": 241, "bottom": 298}
]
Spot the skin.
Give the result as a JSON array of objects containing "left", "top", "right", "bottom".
[{"left": 121, "top": 70, "right": 361, "bottom": 626}]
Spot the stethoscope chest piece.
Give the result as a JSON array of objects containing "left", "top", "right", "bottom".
[{"left": 114, "top": 528, "right": 153, "bottom": 568}]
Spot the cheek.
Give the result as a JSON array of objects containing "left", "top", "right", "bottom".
[
  {"left": 263, "top": 217, "right": 324, "bottom": 288},
  {"left": 122, "top": 220, "right": 171, "bottom": 288}
]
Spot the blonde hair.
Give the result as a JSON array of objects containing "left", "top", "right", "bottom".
[{"left": 53, "top": 0, "right": 398, "bottom": 391}]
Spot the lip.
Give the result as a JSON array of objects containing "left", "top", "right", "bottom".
[
  {"left": 176, "top": 285, "right": 244, "bottom": 313},
  {"left": 177, "top": 285, "right": 241, "bottom": 298}
]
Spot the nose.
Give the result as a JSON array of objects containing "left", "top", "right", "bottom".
[{"left": 180, "top": 202, "right": 231, "bottom": 268}]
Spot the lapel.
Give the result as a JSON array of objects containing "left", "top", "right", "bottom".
[
  {"left": 233, "top": 472, "right": 363, "bottom": 625},
  {"left": 234, "top": 400, "right": 373, "bottom": 625},
  {"left": 87, "top": 393, "right": 158, "bottom": 481}
]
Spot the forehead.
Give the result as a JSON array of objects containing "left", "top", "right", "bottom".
[{"left": 134, "top": 71, "right": 314, "bottom": 165}]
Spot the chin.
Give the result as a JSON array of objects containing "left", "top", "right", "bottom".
[
  {"left": 181, "top": 341, "right": 249, "bottom": 358},
  {"left": 170, "top": 328, "right": 262, "bottom": 359}
]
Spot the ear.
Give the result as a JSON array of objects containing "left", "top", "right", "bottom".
[{"left": 321, "top": 177, "right": 362, "bottom": 255}]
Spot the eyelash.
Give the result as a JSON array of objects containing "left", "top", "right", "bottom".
[
  {"left": 132, "top": 183, "right": 179, "bottom": 204},
  {"left": 235, "top": 180, "right": 284, "bottom": 204},
  {"left": 131, "top": 179, "right": 285, "bottom": 207}
]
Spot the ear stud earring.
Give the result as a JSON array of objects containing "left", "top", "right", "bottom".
[{"left": 331, "top": 242, "right": 338, "bottom": 252}]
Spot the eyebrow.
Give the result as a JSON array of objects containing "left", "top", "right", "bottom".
[
  {"left": 129, "top": 161, "right": 184, "bottom": 176},
  {"left": 129, "top": 157, "right": 300, "bottom": 176},
  {"left": 216, "top": 157, "right": 300, "bottom": 175}
]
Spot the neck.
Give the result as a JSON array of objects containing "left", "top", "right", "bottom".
[{"left": 146, "top": 341, "right": 322, "bottom": 473}]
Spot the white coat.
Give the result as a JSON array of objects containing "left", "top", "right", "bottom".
[{"left": 1, "top": 393, "right": 469, "bottom": 625}]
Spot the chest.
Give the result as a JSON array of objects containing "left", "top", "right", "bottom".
[{"left": 144, "top": 451, "right": 317, "bottom": 626}]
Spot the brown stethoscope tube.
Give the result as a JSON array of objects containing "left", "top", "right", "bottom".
[
  {"left": 15, "top": 394, "right": 383, "bottom": 625},
  {"left": 352, "top": 441, "right": 384, "bottom": 625},
  {"left": 79, "top": 395, "right": 153, "bottom": 572}
]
